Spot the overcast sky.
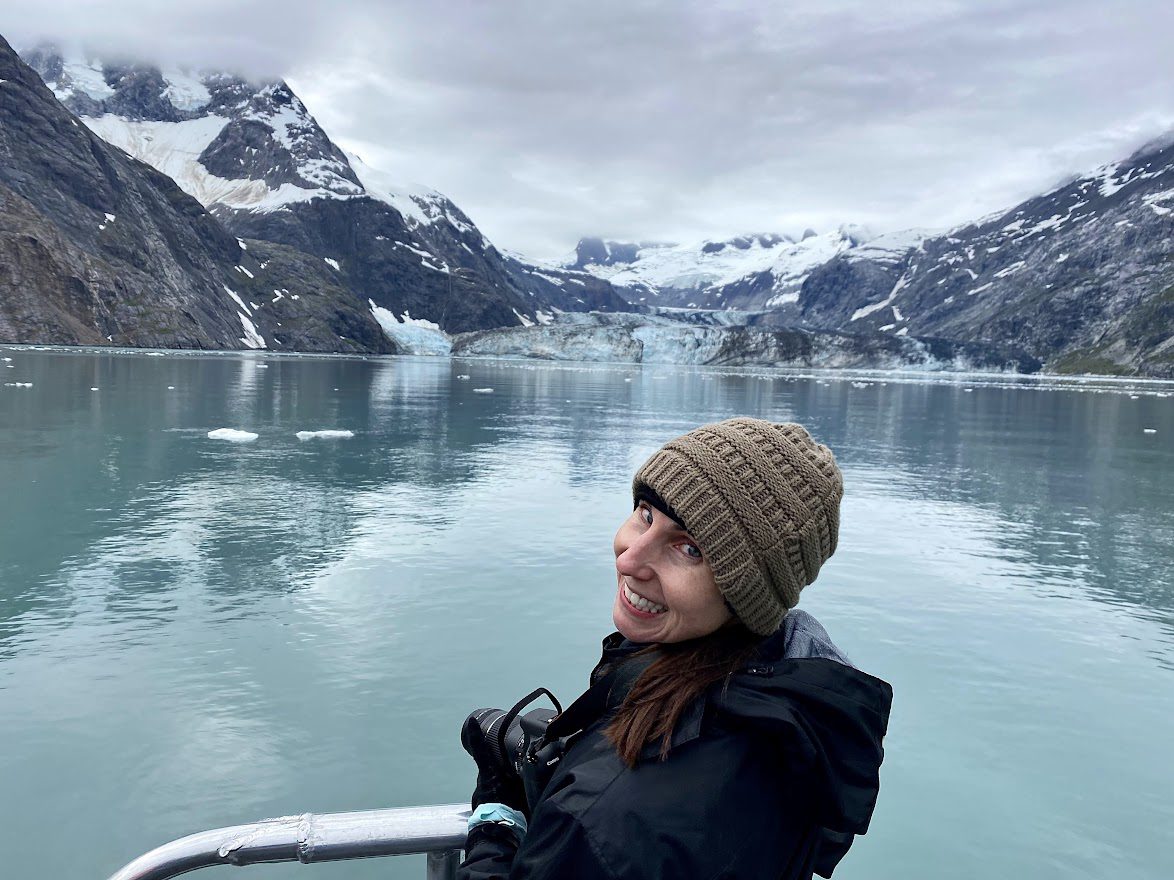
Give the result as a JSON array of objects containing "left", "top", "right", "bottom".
[{"left": 10, "top": 0, "right": 1174, "bottom": 260}]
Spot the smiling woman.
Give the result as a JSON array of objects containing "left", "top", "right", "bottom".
[{"left": 457, "top": 418, "right": 894, "bottom": 880}]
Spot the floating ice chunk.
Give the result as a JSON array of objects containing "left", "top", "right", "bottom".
[
  {"left": 473, "top": 387, "right": 494, "bottom": 394},
  {"left": 4, "top": 382, "right": 33, "bottom": 388},
  {"left": 167, "top": 386, "right": 175, "bottom": 390},
  {"left": 1143, "top": 428, "right": 1157, "bottom": 434},
  {"left": 91, "top": 387, "right": 99, "bottom": 391},
  {"left": 208, "top": 428, "right": 258, "bottom": 442},
  {"left": 295, "top": 430, "right": 354, "bottom": 440},
  {"left": 456, "top": 374, "right": 470, "bottom": 380},
  {"left": 1, "top": 356, "right": 12, "bottom": 361},
  {"left": 256, "top": 364, "right": 269, "bottom": 369}
]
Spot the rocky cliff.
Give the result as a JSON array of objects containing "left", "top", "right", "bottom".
[
  {"left": 23, "top": 46, "right": 631, "bottom": 337},
  {"left": 804, "top": 137, "right": 1174, "bottom": 376},
  {"left": 1, "top": 35, "right": 393, "bottom": 351}
]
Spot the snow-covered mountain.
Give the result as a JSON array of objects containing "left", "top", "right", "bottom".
[
  {"left": 9, "top": 40, "right": 1171, "bottom": 374},
  {"left": 0, "top": 34, "right": 391, "bottom": 352},
  {"left": 569, "top": 227, "right": 927, "bottom": 311},
  {"left": 572, "top": 139, "right": 1174, "bottom": 376},
  {"left": 799, "top": 137, "right": 1174, "bottom": 375},
  {"left": 22, "top": 45, "right": 630, "bottom": 340}
]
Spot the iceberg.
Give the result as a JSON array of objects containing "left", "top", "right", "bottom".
[
  {"left": 207, "top": 428, "right": 259, "bottom": 442},
  {"left": 295, "top": 430, "right": 355, "bottom": 440}
]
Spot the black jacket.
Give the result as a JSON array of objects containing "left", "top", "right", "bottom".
[{"left": 458, "top": 610, "right": 893, "bottom": 880}]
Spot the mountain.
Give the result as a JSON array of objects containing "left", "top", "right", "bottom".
[
  {"left": 804, "top": 138, "right": 1174, "bottom": 376},
  {"left": 568, "top": 228, "right": 925, "bottom": 312},
  {"left": 23, "top": 46, "right": 631, "bottom": 341},
  {"left": 0, "top": 34, "right": 391, "bottom": 351},
  {"left": 573, "top": 140, "right": 1174, "bottom": 376}
]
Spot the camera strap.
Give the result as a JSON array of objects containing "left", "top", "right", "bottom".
[{"left": 495, "top": 687, "right": 562, "bottom": 763}]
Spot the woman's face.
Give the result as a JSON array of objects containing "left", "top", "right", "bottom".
[{"left": 612, "top": 500, "right": 733, "bottom": 643}]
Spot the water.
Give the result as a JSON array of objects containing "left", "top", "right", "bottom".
[{"left": 1, "top": 346, "right": 1172, "bottom": 880}]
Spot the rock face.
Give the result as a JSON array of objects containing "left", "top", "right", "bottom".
[
  {"left": 0, "top": 36, "right": 393, "bottom": 352},
  {"left": 23, "top": 46, "right": 631, "bottom": 338},
  {"left": 572, "top": 142, "right": 1174, "bottom": 376},
  {"left": 453, "top": 312, "right": 1039, "bottom": 372},
  {"left": 811, "top": 139, "right": 1174, "bottom": 376}
]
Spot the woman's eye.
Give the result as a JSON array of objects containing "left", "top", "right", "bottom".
[
  {"left": 640, "top": 506, "right": 654, "bottom": 525},
  {"left": 682, "top": 544, "right": 702, "bottom": 559}
]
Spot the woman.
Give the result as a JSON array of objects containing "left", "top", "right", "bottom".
[{"left": 458, "top": 418, "right": 893, "bottom": 880}]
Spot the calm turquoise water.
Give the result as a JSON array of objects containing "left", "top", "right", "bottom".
[{"left": 1, "top": 347, "right": 1172, "bottom": 880}]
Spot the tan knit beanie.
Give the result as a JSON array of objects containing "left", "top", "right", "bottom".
[{"left": 632, "top": 418, "right": 843, "bottom": 635}]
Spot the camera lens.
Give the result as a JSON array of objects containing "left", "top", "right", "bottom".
[{"left": 468, "top": 707, "right": 527, "bottom": 769}]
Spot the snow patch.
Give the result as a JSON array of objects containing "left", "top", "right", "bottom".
[
  {"left": 224, "top": 285, "right": 251, "bottom": 315},
  {"left": 348, "top": 151, "right": 467, "bottom": 231},
  {"left": 852, "top": 272, "right": 910, "bottom": 321},
  {"left": 239, "top": 314, "right": 266, "bottom": 349},
  {"left": 161, "top": 68, "right": 211, "bottom": 111},
  {"left": 324, "top": 257, "right": 341, "bottom": 271},
  {"left": 52, "top": 59, "right": 115, "bottom": 101},
  {"left": 82, "top": 115, "right": 348, "bottom": 211},
  {"left": 765, "top": 291, "right": 800, "bottom": 307}
]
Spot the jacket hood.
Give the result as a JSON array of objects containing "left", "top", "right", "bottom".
[{"left": 713, "top": 609, "right": 892, "bottom": 840}]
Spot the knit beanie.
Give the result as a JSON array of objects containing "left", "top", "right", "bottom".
[{"left": 632, "top": 418, "right": 843, "bottom": 635}]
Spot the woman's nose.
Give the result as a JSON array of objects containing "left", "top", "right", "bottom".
[{"left": 616, "top": 531, "right": 655, "bottom": 580}]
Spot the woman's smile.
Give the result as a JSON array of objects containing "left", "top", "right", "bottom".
[{"left": 618, "top": 575, "right": 668, "bottom": 616}]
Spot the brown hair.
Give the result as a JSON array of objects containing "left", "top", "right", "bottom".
[{"left": 603, "top": 624, "right": 764, "bottom": 767}]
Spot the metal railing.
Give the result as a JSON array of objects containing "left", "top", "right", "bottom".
[{"left": 105, "top": 804, "right": 470, "bottom": 880}]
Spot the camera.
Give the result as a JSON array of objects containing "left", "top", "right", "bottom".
[
  {"left": 464, "top": 705, "right": 558, "bottom": 775},
  {"left": 463, "top": 686, "right": 563, "bottom": 781}
]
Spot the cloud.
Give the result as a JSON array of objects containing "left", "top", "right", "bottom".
[{"left": 8, "top": 0, "right": 1174, "bottom": 259}]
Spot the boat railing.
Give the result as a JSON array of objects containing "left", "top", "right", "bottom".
[{"left": 105, "top": 803, "right": 470, "bottom": 880}]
